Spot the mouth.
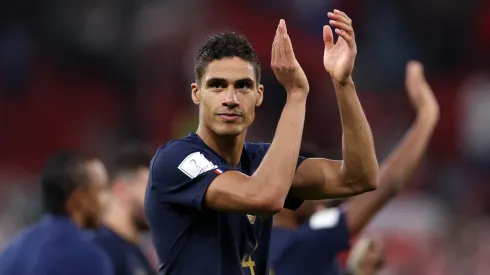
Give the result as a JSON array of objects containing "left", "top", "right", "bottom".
[{"left": 217, "top": 113, "right": 242, "bottom": 121}]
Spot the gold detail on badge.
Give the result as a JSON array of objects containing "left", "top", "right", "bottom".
[{"left": 247, "top": 214, "right": 256, "bottom": 224}]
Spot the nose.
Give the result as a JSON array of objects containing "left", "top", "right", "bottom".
[{"left": 222, "top": 88, "right": 239, "bottom": 108}]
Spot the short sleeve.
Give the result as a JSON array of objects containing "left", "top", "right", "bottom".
[
  {"left": 302, "top": 208, "right": 350, "bottom": 253},
  {"left": 149, "top": 142, "right": 234, "bottom": 211}
]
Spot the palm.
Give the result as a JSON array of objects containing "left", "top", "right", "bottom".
[
  {"left": 323, "top": 37, "right": 356, "bottom": 83},
  {"left": 322, "top": 10, "right": 357, "bottom": 84}
]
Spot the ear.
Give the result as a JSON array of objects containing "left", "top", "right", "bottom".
[
  {"left": 65, "top": 188, "right": 86, "bottom": 212},
  {"left": 255, "top": 84, "right": 264, "bottom": 107},
  {"left": 191, "top": 83, "right": 200, "bottom": 105}
]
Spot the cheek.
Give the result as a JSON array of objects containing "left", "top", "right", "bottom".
[
  {"left": 243, "top": 96, "right": 256, "bottom": 120},
  {"left": 201, "top": 97, "right": 217, "bottom": 119}
]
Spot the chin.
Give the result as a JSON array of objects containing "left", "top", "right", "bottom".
[{"left": 212, "top": 124, "right": 247, "bottom": 137}]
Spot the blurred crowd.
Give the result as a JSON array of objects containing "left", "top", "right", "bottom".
[{"left": 1, "top": 0, "right": 490, "bottom": 274}]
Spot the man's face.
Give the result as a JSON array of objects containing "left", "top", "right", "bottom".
[
  {"left": 192, "top": 57, "right": 264, "bottom": 137},
  {"left": 81, "top": 159, "right": 109, "bottom": 229},
  {"left": 126, "top": 167, "right": 150, "bottom": 230}
]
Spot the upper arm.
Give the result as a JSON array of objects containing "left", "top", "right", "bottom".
[
  {"left": 150, "top": 143, "right": 279, "bottom": 214},
  {"left": 291, "top": 158, "right": 374, "bottom": 200},
  {"left": 204, "top": 170, "right": 283, "bottom": 214}
]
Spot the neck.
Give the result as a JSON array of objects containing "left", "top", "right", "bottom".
[
  {"left": 103, "top": 200, "right": 139, "bottom": 243},
  {"left": 196, "top": 125, "right": 245, "bottom": 167},
  {"left": 273, "top": 210, "right": 301, "bottom": 230}
]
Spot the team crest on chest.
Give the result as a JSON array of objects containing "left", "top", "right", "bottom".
[{"left": 246, "top": 214, "right": 256, "bottom": 224}]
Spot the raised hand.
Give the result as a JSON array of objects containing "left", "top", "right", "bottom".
[
  {"left": 271, "top": 19, "right": 309, "bottom": 96},
  {"left": 323, "top": 10, "right": 357, "bottom": 85},
  {"left": 405, "top": 61, "right": 440, "bottom": 121}
]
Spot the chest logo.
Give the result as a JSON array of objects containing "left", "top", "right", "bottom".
[{"left": 246, "top": 214, "right": 256, "bottom": 224}]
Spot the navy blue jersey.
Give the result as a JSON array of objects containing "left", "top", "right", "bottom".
[
  {"left": 145, "top": 133, "right": 305, "bottom": 275},
  {"left": 90, "top": 226, "right": 157, "bottom": 275},
  {"left": 269, "top": 208, "right": 350, "bottom": 275},
  {"left": 0, "top": 215, "right": 112, "bottom": 275}
]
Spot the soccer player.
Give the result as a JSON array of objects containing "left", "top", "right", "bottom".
[
  {"left": 90, "top": 148, "right": 157, "bottom": 275},
  {"left": 344, "top": 237, "right": 385, "bottom": 275},
  {"left": 0, "top": 151, "right": 112, "bottom": 275},
  {"left": 269, "top": 61, "right": 440, "bottom": 275},
  {"left": 145, "top": 10, "right": 379, "bottom": 275}
]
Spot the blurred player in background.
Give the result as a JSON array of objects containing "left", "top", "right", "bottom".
[
  {"left": 90, "top": 148, "right": 157, "bottom": 275},
  {"left": 269, "top": 61, "right": 440, "bottom": 275},
  {"left": 0, "top": 151, "right": 112, "bottom": 275},
  {"left": 145, "top": 9, "right": 379, "bottom": 275},
  {"left": 344, "top": 237, "right": 385, "bottom": 275}
]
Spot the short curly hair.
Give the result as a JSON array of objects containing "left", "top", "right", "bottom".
[{"left": 194, "top": 32, "right": 261, "bottom": 84}]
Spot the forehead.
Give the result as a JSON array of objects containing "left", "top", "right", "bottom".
[{"left": 203, "top": 57, "right": 256, "bottom": 83}]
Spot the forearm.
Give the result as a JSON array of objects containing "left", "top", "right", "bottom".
[
  {"left": 334, "top": 79, "right": 378, "bottom": 189},
  {"left": 345, "top": 111, "right": 437, "bottom": 235},
  {"left": 379, "top": 111, "right": 437, "bottom": 188},
  {"left": 250, "top": 93, "right": 307, "bottom": 207}
]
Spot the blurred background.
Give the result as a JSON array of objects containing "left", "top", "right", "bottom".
[{"left": 1, "top": 0, "right": 490, "bottom": 274}]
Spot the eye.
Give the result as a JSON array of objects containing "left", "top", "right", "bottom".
[
  {"left": 236, "top": 81, "right": 252, "bottom": 90},
  {"left": 208, "top": 81, "right": 226, "bottom": 89}
]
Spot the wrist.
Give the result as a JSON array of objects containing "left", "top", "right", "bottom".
[
  {"left": 332, "top": 76, "right": 354, "bottom": 88},
  {"left": 332, "top": 75, "right": 354, "bottom": 86},
  {"left": 286, "top": 90, "right": 308, "bottom": 102}
]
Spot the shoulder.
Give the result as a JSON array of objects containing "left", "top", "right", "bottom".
[
  {"left": 244, "top": 142, "right": 270, "bottom": 162},
  {"left": 244, "top": 142, "right": 270, "bottom": 155},
  {"left": 75, "top": 241, "right": 111, "bottom": 262},
  {"left": 297, "top": 208, "right": 350, "bottom": 251},
  {"left": 308, "top": 208, "right": 346, "bottom": 231},
  {"left": 153, "top": 138, "right": 214, "bottom": 168},
  {"left": 89, "top": 231, "right": 127, "bottom": 265},
  {"left": 89, "top": 230, "right": 116, "bottom": 250},
  {"left": 151, "top": 138, "right": 222, "bottom": 181},
  {"left": 52, "top": 243, "right": 113, "bottom": 274},
  {"left": 0, "top": 222, "right": 46, "bottom": 252}
]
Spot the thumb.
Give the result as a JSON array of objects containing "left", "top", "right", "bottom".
[{"left": 323, "top": 25, "right": 334, "bottom": 50}]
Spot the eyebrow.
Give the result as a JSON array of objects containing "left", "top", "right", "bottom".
[
  {"left": 205, "top": 77, "right": 255, "bottom": 86},
  {"left": 205, "top": 78, "right": 227, "bottom": 86}
]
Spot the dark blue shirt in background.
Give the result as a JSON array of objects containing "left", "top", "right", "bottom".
[
  {"left": 90, "top": 226, "right": 157, "bottom": 275},
  {"left": 145, "top": 133, "right": 305, "bottom": 275},
  {"left": 0, "top": 215, "right": 112, "bottom": 275},
  {"left": 269, "top": 208, "right": 350, "bottom": 275}
]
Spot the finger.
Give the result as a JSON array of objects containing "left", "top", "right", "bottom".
[
  {"left": 329, "top": 11, "right": 352, "bottom": 26},
  {"left": 323, "top": 25, "right": 334, "bottom": 50},
  {"left": 278, "top": 19, "right": 287, "bottom": 60},
  {"left": 280, "top": 20, "right": 296, "bottom": 59},
  {"left": 334, "top": 9, "right": 352, "bottom": 24},
  {"left": 335, "top": 28, "right": 355, "bottom": 49},
  {"left": 329, "top": 20, "right": 354, "bottom": 37},
  {"left": 271, "top": 22, "right": 281, "bottom": 65}
]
